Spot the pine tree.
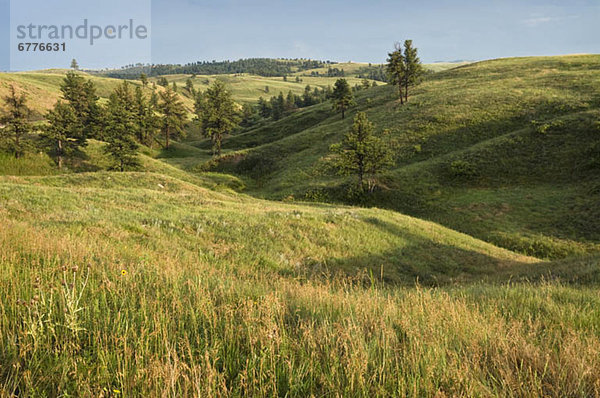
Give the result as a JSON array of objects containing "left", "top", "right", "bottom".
[
  {"left": 386, "top": 42, "right": 406, "bottom": 104},
  {"left": 330, "top": 112, "right": 394, "bottom": 193},
  {"left": 402, "top": 40, "right": 424, "bottom": 102},
  {"left": 42, "top": 101, "right": 83, "bottom": 168},
  {"left": 103, "top": 82, "right": 139, "bottom": 171},
  {"left": 331, "top": 79, "right": 354, "bottom": 119},
  {"left": 361, "top": 79, "right": 371, "bottom": 90},
  {"left": 60, "top": 71, "right": 101, "bottom": 139},
  {"left": 134, "top": 86, "right": 159, "bottom": 146},
  {"left": 198, "top": 80, "right": 238, "bottom": 156},
  {"left": 140, "top": 73, "right": 148, "bottom": 87},
  {"left": 257, "top": 97, "right": 271, "bottom": 118},
  {"left": 70, "top": 59, "right": 79, "bottom": 70},
  {"left": 185, "top": 78, "right": 195, "bottom": 95},
  {"left": 157, "top": 88, "right": 187, "bottom": 149},
  {"left": 0, "top": 86, "right": 31, "bottom": 158}
]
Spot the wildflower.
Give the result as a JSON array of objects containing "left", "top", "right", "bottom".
[{"left": 121, "top": 270, "right": 127, "bottom": 276}]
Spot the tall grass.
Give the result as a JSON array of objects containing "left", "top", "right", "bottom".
[{"left": 1, "top": 174, "right": 599, "bottom": 396}]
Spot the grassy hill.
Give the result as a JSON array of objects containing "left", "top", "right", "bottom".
[
  {"left": 196, "top": 55, "right": 600, "bottom": 260},
  {"left": 1, "top": 171, "right": 600, "bottom": 396},
  {"left": 2, "top": 55, "right": 600, "bottom": 396}
]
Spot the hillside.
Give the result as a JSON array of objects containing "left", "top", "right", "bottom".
[
  {"left": 193, "top": 55, "right": 600, "bottom": 260},
  {"left": 2, "top": 55, "right": 600, "bottom": 396},
  {"left": 2, "top": 171, "right": 600, "bottom": 396}
]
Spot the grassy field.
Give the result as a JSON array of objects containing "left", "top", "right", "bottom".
[
  {"left": 1, "top": 171, "right": 600, "bottom": 396},
  {"left": 196, "top": 55, "right": 600, "bottom": 261},
  {"left": 2, "top": 55, "right": 600, "bottom": 396}
]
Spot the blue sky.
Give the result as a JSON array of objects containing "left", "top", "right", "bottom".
[{"left": 2, "top": 0, "right": 599, "bottom": 71}]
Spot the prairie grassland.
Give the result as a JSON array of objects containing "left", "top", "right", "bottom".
[{"left": 1, "top": 173, "right": 600, "bottom": 397}]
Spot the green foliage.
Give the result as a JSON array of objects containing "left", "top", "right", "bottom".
[
  {"left": 157, "top": 87, "right": 187, "bottom": 149},
  {"left": 0, "top": 85, "right": 32, "bottom": 158},
  {"left": 197, "top": 80, "right": 239, "bottom": 156},
  {"left": 41, "top": 101, "right": 85, "bottom": 168},
  {"left": 449, "top": 159, "right": 478, "bottom": 179},
  {"left": 330, "top": 112, "right": 395, "bottom": 193},
  {"left": 60, "top": 71, "right": 101, "bottom": 140},
  {"left": 103, "top": 82, "right": 140, "bottom": 171},
  {"left": 386, "top": 40, "right": 424, "bottom": 103},
  {"left": 331, "top": 78, "right": 355, "bottom": 119}
]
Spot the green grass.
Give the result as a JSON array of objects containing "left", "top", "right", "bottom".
[
  {"left": 197, "top": 54, "right": 600, "bottom": 260},
  {"left": 2, "top": 55, "right": 600, "bottom": 396},
  {"left": 1, "top": 172, "right": 600, "bottom": 396}
]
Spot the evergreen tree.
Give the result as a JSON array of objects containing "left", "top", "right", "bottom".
[
  {"left": 285, "top": 91, "right": 297, "bottom": 112},
  {"left": 240, "top": 103, "right": 259, "bottom": 127},
  {"left": 140, "top": 72, "right": 148, "bottom": 87},
  {"left": 185, "top": 78, "right": 195, "bottom": 95},
  {"left": 257, "top": 97, "right": 271, "bottom": 118},
  {"left": 198, "top": 80, "right": 238, "bottom": 156},
  {"left": 361, "top": 79, "right": 371, "bottom": 90},
  {"left": 386, "top": 42, "right": 406, "bottom": 104},
  {"left": 103, "top": 83, "right": 139, "bottom": 171},
  {"left": 331, "top": 79, "right": 354, "bottom": 119},
  {"left": 70, "top": 59, "right": 79, "bottom": 70},
  {"left": 172, "top": 82, "right": 178, "bottom": 92},
  {"left": 402, "top": 40, "right": 424, "bottom": 102},
  {"left": 303, "top": 85, "right": 313, "bottom": 107},
  {"left": 41, "top": 101, "right": 83, "bottom": 168},
  {"left": 157, "top": 77, "right": 169, "bottom": 87},
  {"left": 0, "top": 86, "right": 31, "bottom": 158},
  {"left": 157, "top": 87, "right": 187, "bottom": 149},
  {"left": 60, "top": 71, "right": 101, "bottom": 139},
  {"left": 330, "top": 112, "right": 394, "bottom": 193},
  {"left": 134, "top": 86, "right": 159, "bottom": 146}
]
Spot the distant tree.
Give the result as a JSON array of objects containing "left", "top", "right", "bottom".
[
  {"left": 372, "top": 81, "right": 378, "bottom": 87},
  {"left": 387, "top": 40, "right": 423, "bottom": 104},
  {"left": 285, "top": 91, "right": 297, "bottom": 112},
  {"left": 70, "top": 59, "right": 79, "bottom": 70},
  {"left": 172, "top": 82, "right": 178, "bottom": 92},
  {"left": 386, "top": 42, "right": 406, "bottom": 104},
  {"left": 0, "top": 86, "right": 31, "bottom": 158},
  {"left": 330, "top": 112, "right": 394, "bottom": 193},
  {"left": 198, "top": 80, "right": 238, "bottom": 156},
  {"left": 265, "top": 85, "right": 270, "bottom": 93},
  {"left": 361, "top": 79, "right": 371, "bottom": 90},
  {"left": 42, "top": 101, "right": 84, "bottom": 168},
  {"left": 257, "top": 97, "right": 271, "bottom": 118},
  {"left": 240, "top": 103, "right": 259, "bottom": 127},
  {"left": 402, "top": 40, "right": 424, "bottom": 102},
  {"left": 331, "top": 78, "right": 354, "bottom": 119},
  {"left": 283, "top": 75, "right": 287, "bottom": 82},
  {"left": 157, "top": 77, "right": 169, "bottom": 87},
  {"left": 295, "top": 76, "right": 301, "bottom": 83},
  {"left": 270, "top": 92, "right": 285, "bottom": 120},
  {"left": 60, "top": 71, "right": 101, "bottom": 139},
  {"left": 140, "top": 72, "right": 148, "bottom": 87},
  {"left": 185, "top": 78, "right": 195, "bottom": 95},
  {"left": 157, "top": 88, "right": 187, "bottom": 149}
]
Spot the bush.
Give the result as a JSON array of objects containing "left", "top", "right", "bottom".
[{"left": 449, "top": 159, "right": 477, "bottom": 179}]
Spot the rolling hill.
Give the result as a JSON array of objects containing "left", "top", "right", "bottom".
[
  {"left": 193, "top": 54, "right": 600, "bottom": 261},
  {"left": 2, "top": 55, "right": 600, "bottom": 396}
]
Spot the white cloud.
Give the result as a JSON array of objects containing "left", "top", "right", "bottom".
[{"left": 522, "top": 15, "right": 578, "bottom": 28}]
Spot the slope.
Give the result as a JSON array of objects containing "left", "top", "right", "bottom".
[{"left": 196, "top": 55, "right": 600, "bottom": 259}]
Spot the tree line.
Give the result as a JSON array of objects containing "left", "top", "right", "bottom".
[{"left": 102, "top": 58, "right": 335, "bottom": 79}]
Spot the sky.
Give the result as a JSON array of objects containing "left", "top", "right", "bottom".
[{"left": 1, "top": 0, "right": 600, "bottom": 71}]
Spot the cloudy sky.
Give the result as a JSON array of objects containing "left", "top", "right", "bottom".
[{"left": 1, "top": 0, "right": 599, "bottom": 70}]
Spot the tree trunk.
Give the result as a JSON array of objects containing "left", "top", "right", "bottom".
[
  {"left": 217, "top": 134, "right": 222, "bottom": 156},
  {"left": 398, "top": 84, "right": 404, "bottom": 105},
  {"left": 342, "top": 107, "right": 345, "bottom": 119},
  {"left": 405, "top": 82, "right": 409, "bottom": 103},
  {"left": 57, "top": 139, "right": 63, "bottom": 169},
  {"left": 165, "top": 126, "right": 170, "bottom": 149}
]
